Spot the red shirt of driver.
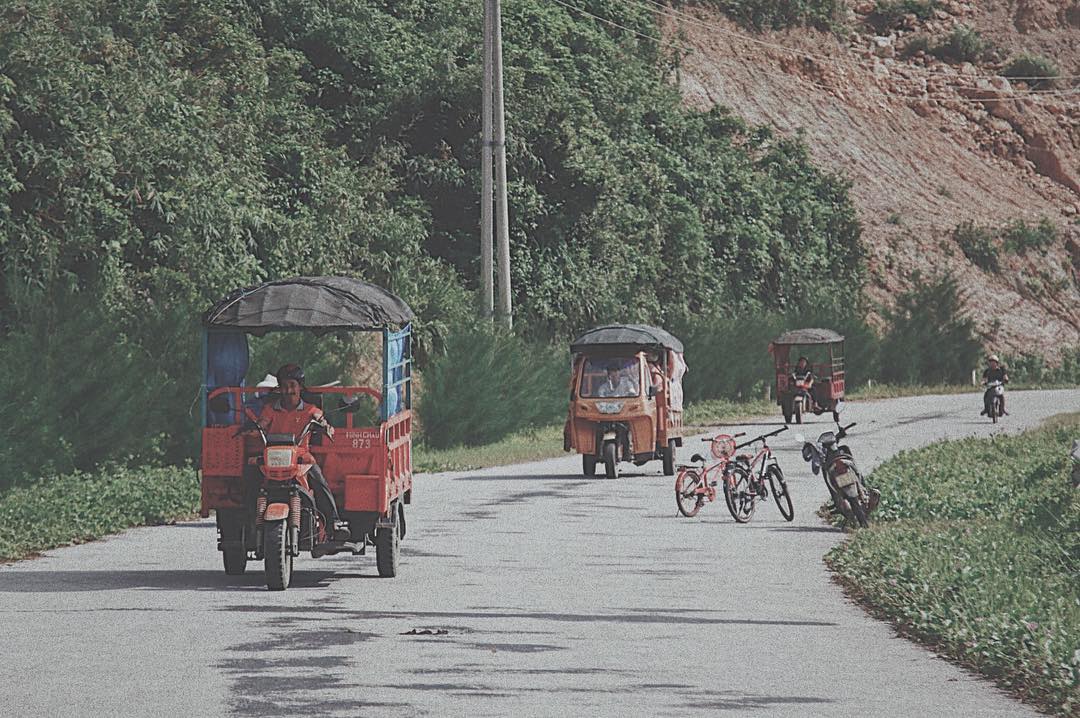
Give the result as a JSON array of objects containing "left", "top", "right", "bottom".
[{"left": 257, "top": 399, "right": 324, "bottom": 454}]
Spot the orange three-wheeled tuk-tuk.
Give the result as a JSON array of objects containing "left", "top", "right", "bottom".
[
  {"left": 769, "top": 328, "right": 845, "bottom": 425},
  {"left": 199, "top": 277, "right": 414, "bottom": 589},
  {"left": 565, "top": 325, "right": 687, "bottom": 479}
]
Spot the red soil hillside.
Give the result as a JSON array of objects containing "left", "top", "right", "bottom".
[{"left": 663, "top": 0, "right": 1080, "bottom": 358}]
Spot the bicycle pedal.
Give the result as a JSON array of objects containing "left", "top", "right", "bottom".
[{"left": 709, "top": 480, "right": 718, "bottom": 487}]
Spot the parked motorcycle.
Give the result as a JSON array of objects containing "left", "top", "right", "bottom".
[
  {"left": 797, "top": 417, "right": 879, "bottom": 528},
  {"left": 985, "top": 380, "right": 1005, "bottom": 423}
]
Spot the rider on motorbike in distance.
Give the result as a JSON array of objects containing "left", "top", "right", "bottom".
[
  {"left": 790, "top": 356, "right": 815, "bottom": 407},
  {"left": 980, "top": 354, "right": 1009, "bottom": 416},
  {"left": 256, "top": 363, "right": 350, "bottom": 541}
]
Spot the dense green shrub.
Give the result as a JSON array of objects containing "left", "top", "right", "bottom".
[
  {"left": 953, "top": 220, "right": 1000, "bottom": 272},
  {"left": 703, "top": 0, "right": 846, "bottom": 30},
  {"left": 1004, "top": 348, "right": 1080, "bottom": 385},
  {"left": 417, "top": 325, "right": 565, "bottom": 448},
  {"left": 933, "top": 25, "right": 989, "bottom": 63},
  {"left": 1003, "top": 54, "right": 1059, "bottom": 89},
  {"left": 867, "top": 0, "right": 938, "bottom": 32},
  {"left": 1002, "top": 217, "right": 1057, "bottom": 254},
  {"left": 0, "top": 292, "right": 192, "bottom": 487},
  {"left": 878, "top": 273, "right": 981, "bottom": 385}
]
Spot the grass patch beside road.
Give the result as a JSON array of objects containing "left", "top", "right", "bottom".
[
  {"left": 0, "top": 465, "right": 198, "bottom": 562},
  {"left": 827, "top": 414, "right": 1080, "bottom": 715},
  {"left": 414, "top": 424, "right": 565, "bottom": 474},
  {"left": 415, "top": 398, "right": 781, "bottom": 474}
]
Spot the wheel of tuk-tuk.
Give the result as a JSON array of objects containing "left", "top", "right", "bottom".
[
  {"left": 662, "top": 439, "right": 676, "bottom": 476},
  {"left": 375, "top": 506, "right": 401, "bottom": 578},
  {"left": 217, "top": 511, "right": 247, "bottom": 576},
  {"left": 603, "top": 441, "right": 618, "bottom": 480},
  {"left": 222, "top": 544, "right": 247, "bottom": 576},
  {"left": 583, "top": 454, "right": 597, "bottom": 477}
]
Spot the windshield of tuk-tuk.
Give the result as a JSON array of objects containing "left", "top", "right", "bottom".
[{"left": 580, "top": 357, "right": 640, "bottom": 398}]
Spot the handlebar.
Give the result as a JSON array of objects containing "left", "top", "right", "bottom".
[
  {"left": 836, "top": 421, "right": 856, "bottom": 439},
  {"left": 735, "top": 426, "right": 787, "bottom": 450},
  {"left": 231, "top": 417, "right": 334, "bottom": 443},
  {"left": 701, "top": 432, "right": 746, "bottom": 442}
]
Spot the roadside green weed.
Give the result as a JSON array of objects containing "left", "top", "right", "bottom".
[
  {"left": 0, "top": 464, "right": 198, "bottom": 562},
  {"left": 828, "top": 414, "right": 1080, "bottom": 714}
]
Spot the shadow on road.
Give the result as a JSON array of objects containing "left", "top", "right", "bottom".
[
  {"left": 454, "top": 474, "right": 592, "bottom": 482},
  {"left": 219, "top": 604, "right": 839, "bottom": 627},
  {"left": 0, "top": 568, "right": 362, "bottom": 592}
]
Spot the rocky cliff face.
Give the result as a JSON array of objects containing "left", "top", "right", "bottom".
[{"left": 666, "top": 1, "right": 1080, "bottom": 358}]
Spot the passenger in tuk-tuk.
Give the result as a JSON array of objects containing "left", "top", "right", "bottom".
[
  {"left": 646, "top": 354, "right": 664, "bottom": 396},
  {"left": 598, "top": 364, "right": 638, "bottom": 398},
  {"left": 256, "top": 363, "right": 350, "bottom": 541}
]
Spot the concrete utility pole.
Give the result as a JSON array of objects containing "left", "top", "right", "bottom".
[
  {"left": 492, "top": 0, "right": 512, "bottom": 328},
  {"left": 480, "top": 0, "right": 494, "bottom": 319}
]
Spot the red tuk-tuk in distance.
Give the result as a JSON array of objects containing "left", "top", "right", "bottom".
[
  {"left": 199, "top": 276, "right": 414, "bottom": 589},
  {"left": 769, "top": 328, "right": 845, "bottom": 424}
]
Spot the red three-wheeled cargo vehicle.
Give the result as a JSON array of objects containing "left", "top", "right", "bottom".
[{"left": 198, "top": 277, "right": 414, "bottom": 590}]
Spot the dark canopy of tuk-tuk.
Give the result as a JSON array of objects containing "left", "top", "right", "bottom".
[
  {"left": 571, "top": 324, "right": 684, "bottom": 354},
  {"left": 203, "top": 276, "right": 414, "bottom": 334},
  {"left": 772, "top": 328, "right": 844, "bottom": 346}
]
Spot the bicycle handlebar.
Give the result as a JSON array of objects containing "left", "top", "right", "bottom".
[
  {"left": 701, "top": 431, "right": 746, "bottom": 442},
  {"left": 735, "top": 426, "right": 787, "bottom": 450}
]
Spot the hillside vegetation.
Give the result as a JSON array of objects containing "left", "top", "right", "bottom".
[{"left": 0, "top": 0, "right": 864, "bottom": 480}]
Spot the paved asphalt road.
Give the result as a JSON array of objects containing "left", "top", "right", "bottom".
[{"left": 2, "top": 389, "right": 1076, "bottom": 717}]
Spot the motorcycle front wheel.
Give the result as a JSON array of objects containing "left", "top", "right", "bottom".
[{"left": 264, "top": 519, "right": 293, "bottom": 591}]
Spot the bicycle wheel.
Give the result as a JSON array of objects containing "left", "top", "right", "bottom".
[
  {"left": 723, "top": 465, "right": 755, "bottom": 523},
  {"left": 675, "top": 469, "right": 704, "bottom": 517},
  {"left": 767, "top": 464, "right": 794, "bottom": 521}
]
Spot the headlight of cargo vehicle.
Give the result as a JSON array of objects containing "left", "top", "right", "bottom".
[
  {"left": 266, "top": 447, "right": 294, "bottom": 467},
  {"left": 596, "top": 401, "right": 624, "bottom": 414}
]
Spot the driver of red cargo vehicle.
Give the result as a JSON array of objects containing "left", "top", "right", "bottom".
[
  {"left": 257, "top": 363, "right": 349, "bottom": 541},
  {"left": 790, "top": 356, "right": 814, "bottom": 389}
]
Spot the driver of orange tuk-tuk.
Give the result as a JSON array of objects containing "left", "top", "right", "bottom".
[
  {"left": 257, "top": 363, "right": 350, "bottom": 541},
  {"left": 597, "top": 364, "right": 638, "bottom": 398}
]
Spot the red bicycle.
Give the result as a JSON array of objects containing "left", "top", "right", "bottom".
[
  {"left": 674, "top": 432, "right": 744, "bottom": 518},
  {"left": 723, "top": 427, "right": 794, "bottom": 523}
]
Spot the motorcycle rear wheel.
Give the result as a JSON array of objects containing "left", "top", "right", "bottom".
[{"left": 849, "top": 495, "right": 869, "bottom": 528}]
